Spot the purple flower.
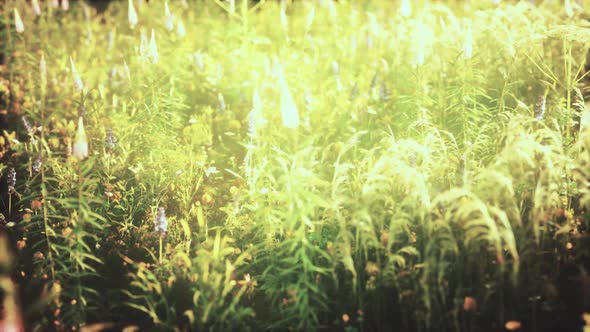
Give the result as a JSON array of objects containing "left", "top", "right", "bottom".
[
  {"left": 6, "top": 167, "right": 16, "bottom": 194},
  {"left": 154, "top": 207, "right": 168, "bottom": 237}
]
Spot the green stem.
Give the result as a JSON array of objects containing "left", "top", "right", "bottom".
[{"left": 159, "top": 236, "right": 163, "bottom": 264}]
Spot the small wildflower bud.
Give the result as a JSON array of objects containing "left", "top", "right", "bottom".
[
  {"left": 128, "top": 0, "right": 138, "bottom": 28},
  {"left": 504, "top": 320, "right": 522, "bottom": 331},
  {"left": 105, "top": 128, "right": 117, "bottom": 152},
  {"left": 342, "top": 313, "right": 350, "bottom": 323},
  {"left": 32, "top": 0, "right": 42, "bottom": 16},
  {"left": 164, "top": 2, "right": 174, "bottom": 32},
  {"left": 6, "top": 167, "right": 16, "bottom": 194},
  {"left": 217, "top": 93, "right": 226, "bottom": 112},
  {"left": 248, "top": 88, "right": 264, "bottom": 137},
  {"left": 107, "top": 30, "right": 115, "bottom": 51},
  {"left": 400, "top": 0, "right": 411, "bottom": 17},
  {"left": 70, "top": 57, "right": 84, "bottom": 92},
  {"left": 279, "top": 68, "right": 299, "bottom": 129},
  {"left": 535, "top": 94, "right": 546, "bottom": 121},
  {"left": 73, "top": 117, "right": 89, "bottom": 160},
  {"left": 40, "top": 54, "right": 47, "bottom": 82},
  {"left": 149, "top": 29, "right": 158, "bottom": 64},
  {"left": 331, "top": 61, "right": 339, "bottom": 77},
  {"left": 14, "top": 9, "right": 24, "bottom": 34},
  {"left": 32, "top": 156, "right": 42, "bottom": 174},
  {"left": 16, "top": 240, "right": 26, "bottom": 250},
  {"left": 463, "top": 296, "right": 477, "bottom": 312},
  {"left": 176, "top": 20, "right": 186, "bottom": 38},
  {"left": 194, "top": 52, "right": 204, "bottom": 72},
  {"left": 154, "top": 207, "right": 168, "bottom": 236},
  {"left": 61, "top": 0, "right": 69, "bottom": 11},
  {"left": 22, "top": 116, "right": 34, "bottom": 135}
]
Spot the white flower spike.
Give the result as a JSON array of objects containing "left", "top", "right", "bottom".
[
  {"left": 14, "top": 9, "right": 24, "bottom": 34},
  {"left": 278, "top": 67, "right": 300, "bottom": 129},
  {"left": 128, "top": 0, "right": 138, "bottom": 28},
  {"left": 73, "top": 117, "right": 89, "bottom": 160}
]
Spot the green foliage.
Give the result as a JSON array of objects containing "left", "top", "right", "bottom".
[{"left": 1, "top": 0, "right": 590, "bottom": 331}]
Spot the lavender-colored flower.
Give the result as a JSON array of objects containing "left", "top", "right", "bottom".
[
  {"left": 22, "top": 116, "right": 33, "bottom": 134},
  {"left": 154, "top": 207, "right": 168, "bottom": 236},
  {"left": 535, "top": 94, "right": 546, "bottom": 121},
  {"left": 6, "top": 168, "right": 16, "bottom": 194},
  {"left": 105, "top": 128, "right": 118, "bottom": 151},
  {"left": 32, "top": 156, "right": 42, "bottom": 174}
]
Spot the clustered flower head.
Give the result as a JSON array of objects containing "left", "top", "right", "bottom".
[
  {"left": 105, "top": 128, "right": 118, "bottom": 152},
  {"left": 154, "top": 207, "right": 168, "bottom": 237},
  {"left": 535, "top": 94, "right": 546, "bottom": 121},
  {"left": 6, "top": 167, "right": 16, "bottom": 194},
  {"left": 32, "top": 156, "right": 42, "bottom": 174}
]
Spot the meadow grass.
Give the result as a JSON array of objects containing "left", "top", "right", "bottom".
[{"left": 1, "top": 0, "right": 590, "bottom": 331}]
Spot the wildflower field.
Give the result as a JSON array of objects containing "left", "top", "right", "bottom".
[{"left": 1, "top": 0, "right": 590, "bottom": 331}]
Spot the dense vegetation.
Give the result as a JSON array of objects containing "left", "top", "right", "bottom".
[{"left": 1, "top": 0, "right": 590, "bottom": 331}]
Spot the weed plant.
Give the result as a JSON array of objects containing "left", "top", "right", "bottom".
[{"left": 1, "top": 0, "right": 590, "bottom": 331}]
